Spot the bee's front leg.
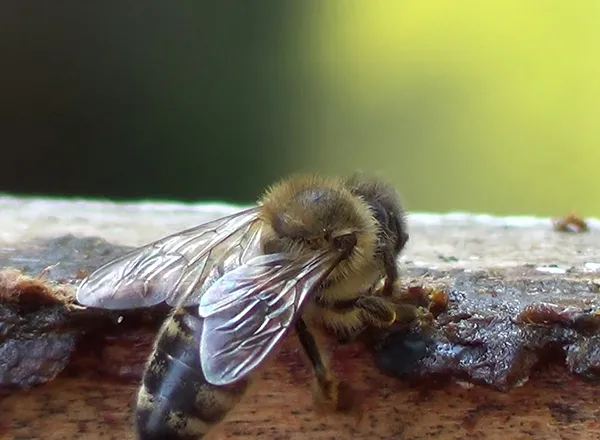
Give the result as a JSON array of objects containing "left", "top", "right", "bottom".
[
  {"left": 295, "top": 318, "right": 356, "bottom": 413},
  {"left": 355, "top": 295, "right": 397, "bottom": 327},
  {"left": 333, "top": 290, "right": 399, "bottom": 345}
]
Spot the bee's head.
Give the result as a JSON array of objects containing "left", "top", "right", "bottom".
[{"left": 258, "top": 174, "right": 378, "bottom": 272}]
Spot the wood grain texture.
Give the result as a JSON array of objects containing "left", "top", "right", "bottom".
[
  {"left": 1, "top": 195, "right": 600, "bottom": 440},
  {"left": 3, "top": 334, "right": 600, "bottom": 440}
]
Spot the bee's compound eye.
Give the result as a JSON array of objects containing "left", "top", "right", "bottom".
[{"left": 332, "top": 233, "right": 357, "bottom": 253}]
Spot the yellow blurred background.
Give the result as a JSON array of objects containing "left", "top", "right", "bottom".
[{"left": 295, "top": 1, "right": 600, "bottom": 216}]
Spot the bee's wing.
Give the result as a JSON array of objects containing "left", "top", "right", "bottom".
[
  {"left": 198, "top": 250, "right": 342, "bottom": 386},
  {"left": 76, "top": 207, "right": 262, "bottom": 309}
]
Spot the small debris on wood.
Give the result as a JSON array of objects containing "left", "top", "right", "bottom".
[
  {"left": 553, "top": 213, "right": 589, "bottom": 233},
  {"left": 515, "top": 302, "right": 600, "bottom": 333},
  {"left": 0, "top": 267, "right": 74, "bottom": 306},
  {"left": 428, "top": 288, "right": 450, "bottom": 317}
]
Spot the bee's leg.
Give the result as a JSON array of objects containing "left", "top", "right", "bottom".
[
  {"left": 295, "top": 318, "right": 335, "bottom": 397},
  {"left": 359, "top": 296, "right": 420, "bottom": 331},
  {"left": 380, "top": 249, "right": 399, "bottom": 297},
  {"left": 295, "top": 318, "right": 354, "bottom": 413},
  {"left": 334, "top": 293, "right": 398, "bottom": 344},
  {"left": 355, "top": 295, "right": 398, "bottom": 327}
]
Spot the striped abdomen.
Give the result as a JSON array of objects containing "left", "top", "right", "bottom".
[{"left": 135, "top": 309, "right": 250, "bottom": 440}]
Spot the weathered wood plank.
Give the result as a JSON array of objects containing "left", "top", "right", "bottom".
[{"left": 1, "top": 195, "right": 600, "bottom": 440}]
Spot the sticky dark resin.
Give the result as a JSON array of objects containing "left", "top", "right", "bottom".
[
  {"left": 0, "top": 239, "right": 169, "bottom": 389},
  {"left": 372, "top": 266, "right": 600, "bottom": 391},
  {"left": 0, "top": 291, "right": 166, "bottom": 388},
  {"left": 373, "top": 327, "right": 436, "bottom": 380},
  {"left": 0, "top": 270, "right": 77, "bottom": 388}
]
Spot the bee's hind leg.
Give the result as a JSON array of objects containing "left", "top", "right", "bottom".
[{"left": 294, "top": 318, "right": 356, "bottom": 413}]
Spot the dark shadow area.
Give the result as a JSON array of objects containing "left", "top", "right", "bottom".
[{"left": 0, "top": 2, "right": 304, "bottom": 203}]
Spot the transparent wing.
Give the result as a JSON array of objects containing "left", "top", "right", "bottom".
[
  {"left": 198, "top": 250, "right": 342, "bottom": 386},
  {"left": 75, "top": 207, "right": 262, "bottom": 309}
]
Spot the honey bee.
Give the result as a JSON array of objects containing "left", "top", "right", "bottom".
[{"left": 76, "top": 172, "right": 409, "bottom": 440}]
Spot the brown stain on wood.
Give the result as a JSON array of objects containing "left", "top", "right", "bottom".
[{"left": 3, "top": 332, "right": 600, "bottom": 440}]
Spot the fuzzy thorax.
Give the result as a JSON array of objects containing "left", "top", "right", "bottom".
[{"left": 257, "top": 173, "right": 379, "bottom": 287}]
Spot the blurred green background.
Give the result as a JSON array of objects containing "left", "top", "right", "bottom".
[{"left": 1, "top": 2, "right": 598, "bottom": 217}]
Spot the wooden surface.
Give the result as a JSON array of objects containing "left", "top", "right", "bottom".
[
  {"left": 2, "top": 195, "right": 600, "bottom": 440},
  {"left": 3, "top": 338, "right": 600, "bottom": 440}
]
